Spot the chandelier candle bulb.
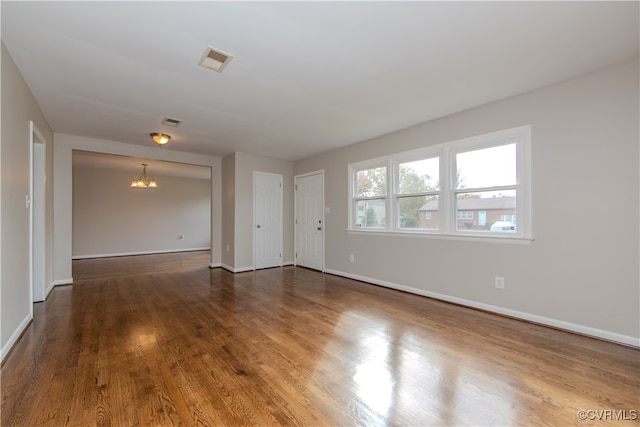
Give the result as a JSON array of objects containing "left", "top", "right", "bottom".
[{"left": 130, "top": 164, "right": 158, "bottom": 189}]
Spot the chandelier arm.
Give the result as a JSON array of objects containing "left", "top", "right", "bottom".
[{"left": 131, "top": 163, "right": 158, "bottom": 189}]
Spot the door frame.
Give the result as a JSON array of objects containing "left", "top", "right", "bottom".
[
  {"left": 294, "top": 170, "right": 325, "bottom": 271},
  {"left": 253, "top": 171, "right": 283, "bottom": 270},
  {"left": 30, "top": 121, "right": 48, "bottom": 303}
]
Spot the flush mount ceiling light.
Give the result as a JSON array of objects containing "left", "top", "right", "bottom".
[
  {"left": 150, "top": 133, "right": 171, "bottom": 145},
  {"left": 130, "top": 164, "right": 158, "bottom": 189},
  {"left": 198, "top": 45, "right": 233, "bottom": 73}
]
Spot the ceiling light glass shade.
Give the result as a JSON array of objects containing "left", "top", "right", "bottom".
[
  {"left": 150, "top": 133, "right": 171, "bottom": 145},
  {"left": 130, "top": 164, "right": 158, "bottom": 189}
]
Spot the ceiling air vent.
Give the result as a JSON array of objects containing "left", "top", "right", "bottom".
[
  {"left": 198, "top": 46, "right": 233, "bottom": 73},
  {"left": 162, "top": 117, "right": 182, "bottom": 127}
]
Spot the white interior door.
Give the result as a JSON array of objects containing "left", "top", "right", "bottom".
[
  {"left": 254, "top": 172, "right": 283, "bottom": 270},
  {"left": 295, "top": 172, "right": 324, "bottom": 271}
]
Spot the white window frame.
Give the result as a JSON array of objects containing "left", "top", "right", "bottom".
[
  {"left": 394, "top": 153, "right": 441, "bottom": 230},
  {"left": 348, "top": 125, "right": 532, "bottom": 242},
  {"left": 350, "top": 158, "right": 390, "bottom": 230}
]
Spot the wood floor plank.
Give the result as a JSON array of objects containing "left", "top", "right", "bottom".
[{"left": 2, "top": 251, "right": 639, "bottom": 426}]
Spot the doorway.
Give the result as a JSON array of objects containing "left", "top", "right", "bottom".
[
  {"left": 71, "top": 151, "right": 212, "bottom": 260},
  {"left": 294, "top": 171, "right": 324, "bottom": 271},
  {"left": 30, "top": 122, "right": 46, "bottom": 302},
  {"left": 253, "top": 172, "right": 283, "bottom": 270}
]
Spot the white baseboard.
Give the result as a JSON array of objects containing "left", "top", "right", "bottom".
[
  {"left": 33, "top": 281, "right": 65, "bottom": 303},
  {"left": 209, "top": 263, "right": 222, "bottom": 268},
  {"left": 1, "top": 314, "right": 32, "bottom": 362},
  {"left": 44, "top": 282, "right": 55, "bottom": 299},
  {"left": 324, "top": 268, "right": 640, "bottom": 348},
  {"left": 221, "top": 264, "right": 254, "bottom": 273},
  {"left": 72, "top": 247, "right": 211, "bottom": 260},
  {"left": 219, "top": 263, "right": 293, "bottom": 273},
  {"left": 52, "top": 278, "right": 73, "bottom": 286}
]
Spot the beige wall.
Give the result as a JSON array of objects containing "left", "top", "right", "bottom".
[
  {"left": 222, "top": 152, "right": 294, "bottom": 271},
  {"left": 72, "top": 167, "right": 211, "bottom": 257},
  {"left": 1, "top": 43, "right": 54, "bottom": 358},
  {"left": 294, "top": 60, "right": 640, "bottom": 345}
]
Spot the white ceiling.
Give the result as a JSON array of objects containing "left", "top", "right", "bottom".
[{"left": 2, "top": 1, "right": 638, "bottom": 162}]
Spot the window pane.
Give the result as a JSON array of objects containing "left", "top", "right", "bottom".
[
  {"left": 399, "top": 195, "right": 438, "bottom": 230},
  {"left": 356, "top": 167, "right": 387, "bottom": 197},
  {"left": 455, "top": 190, "right": 516, "bottom": 232},
  {"left": 456, "top": 143, "right": 516, "bottom": 189},
  {"left": 398, "top": 157, "right": 439, "bottom": 194},
  {"left": 355, "top": 199, "right": 386, "bottom": 228}
]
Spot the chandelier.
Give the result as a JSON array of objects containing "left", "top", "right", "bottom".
[{"left": 130, "top": 163, "right": 158, "bottom": 189}]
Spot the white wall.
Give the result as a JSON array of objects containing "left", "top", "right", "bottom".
[
  {"left": 1, "top": 43, "right": 54, "bottom": 360},
  {"left": 294, "top": 60, "right": 640, "bottom": 346},
  {"left": 54, "top": 133, "right": 222, "bottom": 282},
  {"left": 72, "top": 167, "right": 210, "bottom": 258}
]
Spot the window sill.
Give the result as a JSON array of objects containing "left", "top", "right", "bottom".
[{"left": 346, "top": 229, "right": 534, "bottom": 245}]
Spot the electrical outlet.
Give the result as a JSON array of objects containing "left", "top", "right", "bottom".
[
  {"left": 495, "top": 276, "right": 505, "bottom": 289},
  {"left": 349, "top": 254, "right": 355, "bottom": 263}
]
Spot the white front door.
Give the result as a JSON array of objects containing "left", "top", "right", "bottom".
[
  {"left": 478, "top": 210, "right": 487, "bottom": 227},
  {"left": 254, "top": 172, "right": 283, "bottom": 270},
  {"left": 295, "top": 172, "right": 324, "bottom": 271}
]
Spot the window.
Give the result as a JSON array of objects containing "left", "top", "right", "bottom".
[
  {"left": 349, "top": 125, "right": 532, "bottom": 240},
  {"left": 396, "top": 157, "right": 439, "bottom": 230},
  {"left": 500, "top": 214, "right": 516, "bottom": 223},
  {"left": 454, "top": 143, "right": 517, "bottom": 233},
  {"left": 456, "top": 211, "right": 473, "bottom": 220},
  {"left": 353, "top": 165, "right": 387, "bottom": 228}
]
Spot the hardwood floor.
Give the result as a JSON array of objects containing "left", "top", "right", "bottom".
[{"left": 2, "top": 251, "right": 638, "bottom": 426}]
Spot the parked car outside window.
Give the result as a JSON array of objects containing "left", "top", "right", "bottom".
[{"left": 490, "top": 221, "right": 515, "bottom": 232}]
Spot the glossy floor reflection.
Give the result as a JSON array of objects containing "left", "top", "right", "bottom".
[
  {"left": 1, "top": 252, "right": 638, "bottom": 426},
  {"left": 318, "top": 309, "right": 525, "bottom": 426}
]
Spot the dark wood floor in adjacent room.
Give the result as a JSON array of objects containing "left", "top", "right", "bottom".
[{"left": 1, "top": 251, "right": 638, "bottom": 426}]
